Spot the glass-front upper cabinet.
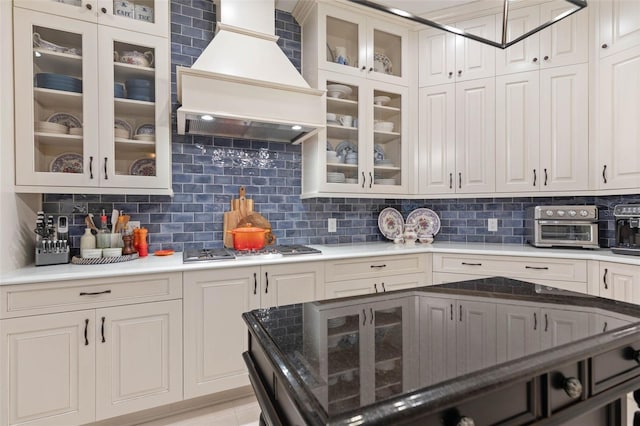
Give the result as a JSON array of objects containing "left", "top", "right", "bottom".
[
  {"left": 14, "top": 8, "right": 170, "bottom": 193},
  {"left": 326, "top": 312, "right": 362, "bottom": 415},
  {"left": 372, "top": 304, "right": 405, "bottom": 402},
  {"left": 14, "top": 0, "right": 168, "bottom": 38},
  {"left": 318, "top": 3, "right": 409, "bottom": 85}
]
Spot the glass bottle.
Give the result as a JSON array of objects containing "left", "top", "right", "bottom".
[{"left": 96, "top": 212, "right": 110, "bottom": 248}]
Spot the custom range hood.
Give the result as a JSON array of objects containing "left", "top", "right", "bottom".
[{"left": 176, "top": 0, "right": 324, "bottom": 144}]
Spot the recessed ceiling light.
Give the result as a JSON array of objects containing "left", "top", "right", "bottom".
[
  {"left": 201, "top": 114, "right": 214, "bottom": 121},
  {"left": 291, "top": 125, "right": 302, "bottom": 130}
]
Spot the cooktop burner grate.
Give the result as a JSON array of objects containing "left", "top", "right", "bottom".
[
  {"left": 183, "top": 245, "right": 321, "bottom": 263},
  {"left": 183, "top": 248, "right": 236, "bottom": 263}
]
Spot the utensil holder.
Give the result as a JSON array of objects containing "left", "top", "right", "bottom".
[{"left": 35, "top": 247, "right": 70, "bottom": 266}]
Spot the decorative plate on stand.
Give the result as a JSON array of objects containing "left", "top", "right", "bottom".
[
  {"left": 407, "top": 208, "right": 441, "bottom": 236},
  {"left": 378, "top": 207, "right": 404, "bottom": 240}
]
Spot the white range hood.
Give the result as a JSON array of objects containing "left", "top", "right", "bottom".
[{"left": 176, "top": 0, "right": 324, "bottom": 144}]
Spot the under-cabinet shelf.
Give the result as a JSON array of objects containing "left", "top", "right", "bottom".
[{"left": 34, "top": 87, "right": 83, "bottom": 110}]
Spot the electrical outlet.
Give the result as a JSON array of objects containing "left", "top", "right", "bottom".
[
  {"left": 488, "top": 218, "right": 498, "bottom": 232},
  {"left": 328, "top": 218, "right": 337, "bottom": 233}
]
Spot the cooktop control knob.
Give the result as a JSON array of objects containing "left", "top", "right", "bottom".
[
  {"left": 546, "top": 210, "right": 554, "bottom": 216},
  {"left": 568, "top": 210, "right": 577, "bottom": 217},
  {"left": 557, "top": 210, "right": 565, "bottom": 217},
  {"left": 580, "top": 210, "right": 589, "bottom": 217}
]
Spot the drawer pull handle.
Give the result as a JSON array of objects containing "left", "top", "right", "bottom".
[
  {"left": 603, "top": 268, "right": 608, "bottom": 289},
  {"left": 362, "top": 309, "right": 366, "bottom": 326},
  {"left": 533, "top": 312, "right": 537, "bottom": 330},
  {"left": 459, "top": 305, "right": 462, "bottom": 322},
  {"left": 253, "top": 272, "right": 257, "bottom": 295},
  {"left": 84, "top": 319, "right": 89, "bottom": 346},
  {"left": 525, "top": 266, "right": 549, "bottom": 270},
  {"left": 545, "top": 313, "right": 549, "bottom": 332},
  {"left": 554, "top": 375, "right": 582, "bottom": 399},
  {"left": 101, "top": 316, "right": 106, "bottom": 343},
  {"left": 264, "top": 272, "right": 269, "bottom": 294},
  {"left": 461, "top": 262, "right": 482, "bottom": 266},
  {"left": 370, "top": 264, "right": 387, "bottom": 269},
  {"left": 544, "top": 168, "right": 548, "bottom": 186},
  {"left": 79, "top": 290, "right": 112, "bottom": 296},
  {"left": 450, "top": 304, "right": 453, "bottom": 321}
]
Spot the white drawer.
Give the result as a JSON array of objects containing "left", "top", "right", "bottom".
[
  {"left": 1, "top": 272, "right": 182, "bottom": 318},
  {"left": 433, "top": 253, "right": 587, "bottom": 282},
  {"left": 324, "top": 254, "right": 428, "bottom": 283}
]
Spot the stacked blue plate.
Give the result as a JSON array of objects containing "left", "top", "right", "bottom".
[
  {"left": 114, "top": 83, "right": 125, "bottom": 98},
  {"left": 34, "top": 73, "right": 82, "bottom": 93},
  {"left": 125, "top": 78, "right": 154, "bottom": 102}
]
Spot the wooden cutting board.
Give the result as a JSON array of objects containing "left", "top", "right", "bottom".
[{"left": 223, "top": 186, "right": 254, "bottom": 248}]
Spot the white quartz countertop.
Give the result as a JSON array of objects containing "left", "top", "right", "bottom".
[{"left": 2, "top": 242, "right": 640, "bottom": 286}]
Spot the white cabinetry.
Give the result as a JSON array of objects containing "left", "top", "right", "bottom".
[
  {"left": 0, "top": 273, "right": 182, "bottom": 426},
  {"left": 183, "top": 262, "right": 324, "bottom": 398},
  {"left": 432, "top": 253, "right": 589, "bottom": 293},
  {"left": 598, "top": 44, "right": 640, "bottom": 190},
  {"left": 13, "top": 5, "right": 170, "bottom": 195},
  {"left": 495, "top": 4, "right": 588, "bottom": 75},
  {"left": 419, "top": 77, "right": 495, "bottom": 195},
  {"left": 597, "top": 261, "right": 640, "bottom": 304},
  {"left": 324, "top": 254, "right": 430, "bottom": 299},
  {"left": 418, "top": 15, "right": 495, "bottom": 86},
  {"left": 419, "top": 296, "right": 496, "bottom": 385},
  {"left": 496, "top": 64, "right": 588, "bottom": 192},
  {"left": 303, "top": 296, "right": 413, "bottom": 413},
  {"left": 598, "top": 0, "right": 640, "bottom": 58}
]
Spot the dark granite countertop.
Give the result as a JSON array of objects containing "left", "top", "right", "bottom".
[{"left": 243, "top": 277, "right": 640, "bottom": 425}]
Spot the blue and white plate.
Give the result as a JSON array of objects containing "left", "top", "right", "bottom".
[
  {"left": 378, "top": 207, "right": 404, "bottom": 240},
  {"left": 135, "top": 123, "right": 155, "bottom": 135},
  {"left": 373, "top": 144, "right": 385, "bottom": 162},
  {"left": 47, "top": 112, "right": 82, "bottom": 128},
  {"left": 335, "top": 140, "right": 357, "bottom": 160},
  {"left": 407, "top": 208, "right": 441, "bottom": 236},
  {"left": 114, "top": 118, "right": 133, "bottom": 139},
  {"left": 50, "top": 152, "right": 83, "bottom": 173}
]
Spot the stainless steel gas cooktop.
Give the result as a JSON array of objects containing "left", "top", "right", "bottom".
[{"left": 183, "top": 245, "right": 321, "bottom": 263}]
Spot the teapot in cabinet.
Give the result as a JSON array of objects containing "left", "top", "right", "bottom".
[{"left": 114, "top": 50, "right": 154, "bottom": 68}]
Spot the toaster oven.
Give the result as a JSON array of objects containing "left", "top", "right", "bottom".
[{"left": 526, "top": 205, "right": 599, "bottom": 249}]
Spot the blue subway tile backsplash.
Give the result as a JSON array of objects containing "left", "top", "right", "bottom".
[{"left": 41, "top": 0, "right": 640, "bottom": 253}]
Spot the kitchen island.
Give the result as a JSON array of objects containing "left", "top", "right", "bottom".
[{"left": 243, "top": 277, "right": 640, "bottom": 425}]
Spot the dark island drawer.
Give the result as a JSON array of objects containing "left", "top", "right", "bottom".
[{"left": 591, "top": 338, "right": 640, "bottom": 394}]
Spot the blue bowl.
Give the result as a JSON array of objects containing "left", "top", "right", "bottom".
[
  {"left": 127, "top": 94, "right": 154, "bottom": 102},
  {"left": 125, "top": 78, "right": 153, "bottom": 89},
  {"left": 35, "top": 80, "right": 82, "bottom": 93},
  {"left": 35, "top": 73, "right": 82, "bottom": 87}
]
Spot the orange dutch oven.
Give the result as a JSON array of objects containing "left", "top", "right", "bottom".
[{"left": 228, "top": 225, "right": 267, "bottom": 250}]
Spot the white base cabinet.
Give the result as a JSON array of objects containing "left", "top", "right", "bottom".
[
  {"left": 183, "top": 262, "right": 324, "bottom": 399},
  {"left": 597, "top": 261, "right": 640, "bottom": 304}
]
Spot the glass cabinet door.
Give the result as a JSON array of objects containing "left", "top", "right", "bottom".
[
  {"left": 369, "top": 18, "right": 409, "bottom": 84},
  {"left": 372, "top": 87, "right": 404, "bottom": 190},
  {"left": 14, "top": 9, "right": 99, "bottom": 188},
  {"left": 320, "top": 4, "right": 367, "bottom": 77},
  {"left": 98, "top": 26, "right": 170, "bottom": 189},
  {"left": 324, "top": 76, "right": 363, "bottom": 190},
  {"left": 14, "top": 0, "right": 99, "bottom": 23},
  {"left": 372, "top": 302, "right": 406, "bottom": 402},
  {"left": 326, "top": 312, "right": 362, "bottom": 415}
]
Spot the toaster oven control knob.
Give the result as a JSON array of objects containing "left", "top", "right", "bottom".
[
  {"left": 580, "top": 210, "right": 589, "bottom": 217},
  {"left": 568, "top": 210, "right": 577, "bottom": 217},
  {"left": 557, "top": 210, "right": 565, "bottom": 217},
  {"left": 546, "top": 210, "right": 554, "bottom": 216}
]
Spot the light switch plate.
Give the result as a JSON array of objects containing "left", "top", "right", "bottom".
[
  {"left": 488, "top": 218, "right": 498, "bottom": 232},
  {"left": 328, "top": 218, "right": 337, "bottom": 233}
]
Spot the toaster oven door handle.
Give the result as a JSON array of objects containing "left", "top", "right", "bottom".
[{"left": 537, "top": 220, "right": 596, "bottom": 226}]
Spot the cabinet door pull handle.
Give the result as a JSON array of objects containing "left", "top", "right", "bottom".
[
  {"left": 362, "top": 309, "right": 366, "bottom": 326},
  {"left": 450, "top": 304, "right": 453, "bottom": 321},
  {"left": 545, "top": 313, "right": 549, "bottom": 332},
  {"left": 543, "top": 55, "right": 549, "bottom": 61},
  {"left": 101, "top": 7, "right": 107, "bottom": 13},
  {"left": 555, "top": 375, "right": 582, "bottom": 399},
  {"left": 448, "top": 71, "right": 453, "bottom": 77},
  {"left": 602, "top": 165, "right": 607, "bottom": 183},
  {"left": 253, "top": 272, "right": 257, "bottom": 295},
  {"left": 101, "top": 316, "right": 106, "bottom": 343},
  {"left": 543, "top": 168, "right": 548, "bottom": 186},
  {"left": 533, "top": 312, "right": 537, "bottom": 330},
  {"left": 370, "top": 308, "right": 374, "bottom": 324},
  {"left": 369, "top": 67, "right": 374, "bottom": 72},
  {"left": 461, "top": 262, "right": 482, "bottom": 266},
  {"left": 264, "top": 272, "right": 269, "bottom": 293},
  {"left": 459, "top": 305, "right": 462, "bottom": 322},
  {"left": 89, "top": 156, "right": 94, "bottom": 179},
  {"left": 603, "top": 321, "right": 608, "bottom": 333},
  {"left": 381, "top": 282, "right": 386, "bottom": 292},
  {"left": 79, "top": 289, "right": 112, "bottom": 296},
  {"left": 85, "top": 3, "right": 92, "bottom": 10},
  {"left": 525, "top": 266, "right": 549, "bottom": 270},
  {"left": 370, "top": 264, "right": 386, "bottom": 269},
  {"left": 603, "top": 268, "right": 608, "bottom": 289},
  {"left": 449, "top": 173, "right": 453, "bottom": 189},
  {"left": 458, "top": 172, "right": 462, "bottom": 189},
  {"left": 84, "top": 318, "right": 89, "bottom": 346},
  {"left": 532, "top": 57, "right": 538, "bottom": 62},
  {"left": 369, "top": 172, "right": 373, "bottom": 188},
  {"left": 602, "top": 43, "right": 608, "bottom": 49},
  {"left": 533, "top": 169, "right": 536, "bottom": 186},
  {"left": 104, "top": 157, "right": 108, "bottom": 180},
  {"left": 374, "top": 283, "right": 378, "bottom": 293},
  {"left": 458, "top": 70, "right": 462, "bottom": 76},
  {"left": 361, "top": 65, "right": 366, "bottom": 71},
  {"left": 361, "top": 171, "right": 366, "bottom": 188}
]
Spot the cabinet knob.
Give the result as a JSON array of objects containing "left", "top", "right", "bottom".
[
  {"left": 85, "top": 3, "right": 92, "bottom": 10},
  {"left": 443, "top": 409, "right": 475, "bottom": 426},
  {"left": 602, "top": 43, "right": 608, "bottom": 49},
  {"left": 457, "top": 70, "right": 462, "bottom": 76},
  {"left": 543, "top": 55, "right": 549, "bottom": 61},
  {"left": 101, "top": 7, "right": 107, "bottom": 13},
  {"left": 448, "top": 71, "right": 453, "bottom": 77},
  {"left": 361, "top": 66, "right": 366, "bottom": 71},
  {"left": 562, "top": 376, "right": 583, "bottom": 399},
  {"left": 457, "top": 417, "right": 475, "bottom": 426},
  {"left": 532, "top": 57, "right": 538, "bottom": 62},
  {"left": 624, "top": 347, "right": 640, "bottom": 364},
  {"left": 369, "top": 67, "right": 374, "bottom": 72}
]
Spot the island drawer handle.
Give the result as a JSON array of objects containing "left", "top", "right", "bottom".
[
  {"left": 461, "top": 262, "right": 482, "bottom": 266},
  {"left": 80, "top": 290, "right": 111, "bottom": 296},
  {"left": 370, "top": 264, "right": 386, "bottom": 269},
  {"left": 553, "top": 374, "right": 582, "bottom": 399},
  {"left": 603, "top": 268, "right": 608, "bottom": 289},
  {"left": 525, "top": 266, "right": 549, "bottom": 270}
]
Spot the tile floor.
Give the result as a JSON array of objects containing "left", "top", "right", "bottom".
[{"left": 138, "top": 395, "right": 260, "bottom": 426}]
